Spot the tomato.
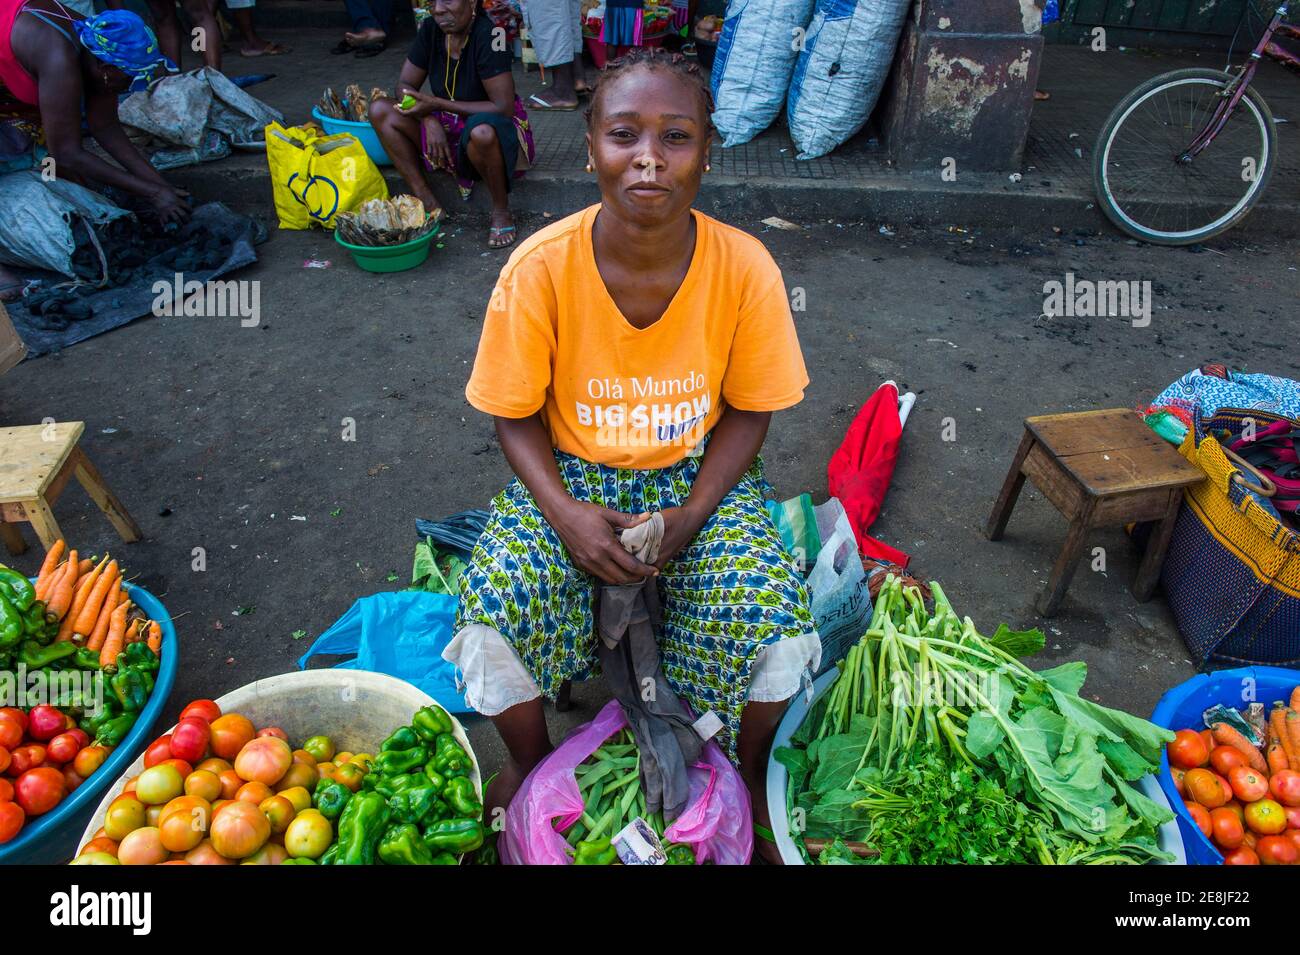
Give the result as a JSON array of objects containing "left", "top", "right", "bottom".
[
  {"left": 184, "top": 838, "right": 235, "bottom": 865},
  {"left": 104, "top": 794, "right": 147, "bottom": 841},
  {"left": 73, "top": 745, "right": 110, "bottom": 779},
  {"left": 291, "top": 749, "right": 318, "bottom": 769},
  {"left": 1245, "top": 798, "right": 1288, "bottom": 835},
  {"left": 0, "top": 708, "right": 26, "bottom": 732},
  {"left": 235, "top": 781, "right": 274, "bottom": 805},
  {"left": 0, "top": 716, "right": 22, "bottom": 751},
  {"left": 1217, "top": 774, "right": 1233, "bottom": 805},
  {"left": 1209, "top": 746, "right": 1246, "bottom": 775},
  {"left": 179, "top": 699, "right": 221, "bottom": 725},
  {"left": 241, "top": 842, "right": 289, "bottom": 865},
  {"left": 334, "top": 751, "right": 355, "bottom": 766},
  {"left": 332, "top": 762, "right": 365, "bottom": 792},
  {"left": 134, "top": 764, "right": 184, "bottom": 806},
  {"left": 0, "top": 746, "right": 8, "bottom": 776},
  {"left": 170, "top": 718, "right": 211, "bottom": 764},
  {"left": 235, "top": 737, "right": 292, "bottom": 786},
  {"left": 143, "top": 735, "right": 173, "bottom": 768},
  {"left": 1255, "top": 834, "right": 1298, "bottom": 865},
  {"left": 159, "top": 808, "right": 206, "bottom": 853},
  {"left": 80, "top": 836, "right": 119, "bottom": 858},
  {"left": 45, "top": 732, "right": 82, "bottom": 766},
  {"left": 0, "top": 778, "right": 12, "bottom": 802},
  {"left": 145, "top": 804, "right": 164, "bottom": 828},
  {"left": 195, "top": 757, "right": 232, "bottom": 775},
  {"left": 209, "top": 799, "right": 270, "bottom": 859},
  {"left": 1168, "top": 731, "right": 1210, "bottom": 768},
  {"left": 278, "top": 786, "right": 311, "bottom": 814},
  {"left": 62, "top": 764, "right": 84, "bottom": 793},
  {"left": 1222, "top": 800, "right": 1245, "bottom": 824},
  {"left": 69, "top": 852, "right": 119, "bottom": 865},
  {"left": 256, "top": 726, "right": 288, "bottom": 741},
  {"left": 1200, "top": 729, "right": 1215, "bottom": 754},
  {"left": 1222, "top": 846, "right": 1259, "bottom": 865},
  {"left": 157, "top": 758, "right": 193, "bottom": 779},
  {"left": 1286, "top": 807, "right": 1300, "bottom": 830},
  {"left": 302, "top": 735, "right": 335, "bottom": 763},
  {"left": 1185, "top": 802, "right": 1212, "bottom": 837},
  {"left": 1170, "top": 767, "right": 1188, "bottom": 795},
  {"left": 184, "top": 769, "right": 222, "bottom": 802},
  {"left": 1269, "top": 769, "right": 1300, "bottom": 808},
  {"left": 26, "top": 705, "right": 65, "bottom": 742},
  {"left": 160, "top": 794, "right": 211, "bottom": 829},
  {"left": 117, "top": 826, "right": 168, "bottom": 866},
  {"left": 1184, "top": 769, "right": 1227, "bottom": 808},
  {"left": 284, "top": 810, "right": 332, "bottom": 858},
  {"left": 259, "top": 795, "right": 295, "bottom": 834},
  {"left": 208, "top": 714, "right": 255, "bottom": 761},
  {"left": 7, "top": 744, "right": 46, "bottom": 776},
  {"left": 64, "top": 729, "right": 89, "bottom": 749},
  {"left": 274, "top": 761, "right": 318, "bottom": 794},
  {"left": 0, "top": 801, "right": 24, "bottom": 843},
  {"left": 1229, "top": 766, "right": 1270, "bottom": 803},
  {"left": 1210, "top": 807, "right": 1245, "bottom": 849},
  {"left": 14, "top": 766, "right": 65, "bottom": 816},
  {"left": 217, "top": 769, "right": 242, "bottom": 801}
]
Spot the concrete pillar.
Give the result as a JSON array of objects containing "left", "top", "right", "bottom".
[{"left": 881, "top": 0, "right": 1044, "bottom": 172}]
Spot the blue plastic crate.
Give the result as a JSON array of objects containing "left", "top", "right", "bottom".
[
  {"left": 0, "top": 581, "right": 177, "bottom": 865},
  {"left": 1150, "top": 666, "right": 1300, "bottom": 865}
]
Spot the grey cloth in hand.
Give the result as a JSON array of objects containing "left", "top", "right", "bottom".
[{"left": 596, "top": 511, "right": 704, "bottom": 821}]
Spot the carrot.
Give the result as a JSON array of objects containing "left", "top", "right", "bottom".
[
  {"left": 1292, "top": 687, "right": 1300, "bottom": 712},
  {"left": 85, "top": 586, "right": 123, "bottom": 652},
  {"left": 43, "top": 551, "right": 77, "bottom": 620},
  {"left": 75, "top": 558, "right": 92, "bottom": 578},
  {"left": 1271, "top": 706, "right": 1296, "bottom": 772},
  {"left": 1268, "top": 743, "right": 1290, "bottom": 774},
  {"left": 55, "top": 554, "right": 102, "bottom": 642},
  {"left": 73, "top": 559, "right": 118, "bottom": 639},
  {"left": 99, "top": 599, "right": 130, "bottom": 670},
  {"left": 1212, "top": 722, "right": 1268, "bottom": 773},
  {"left": 146, "top": 620, "right": 162, "bottom": 656},
  {"left": 1287, "top": 711, "right": 1300, "bottom": 778},
  {"left": 34, "top": 540, "right": 66, "bottom": 599}
]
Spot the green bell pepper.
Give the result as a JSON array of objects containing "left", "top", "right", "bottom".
[
  {"left": 429, "top": 733, "right": 470, "bottom": 777},
  {"left": 412, "top": 704, "right": 453, "bottom": 742},
  {"left": 21, "top": 602, "right": 50, "bottom": 642},
  {"left": 387, "top": 784, "right": 438, "bottom": 825},
  {"left": 379, "top": 726, "right": 419, "bottom": 752},
  {"left": 665, "top": 844, "right": 695, "bottom": 865},
  {"left": 110, "top": 666, "right": 148, "bottom": 712},
  {"left": 95, "top": 712, "right": 136, "bottom": 746},
  {"left": 319, "top": 844, "right": 340, "bottom": 866},
  {"left": 18, "top": 638, "right": 75, "bottom": 669},
  {"left": 121, "top": 642, "right": 159, "bottom": 672},
  {"left": 374, "top": 743, "right": 429, "bottom": 777},
  {"left": 574, "top": 836, "right": 618, "bottom": 865},
  {"left": 0, "top": 598, "right": 22, "bottom": 650},
  {"left": 333, "top": 790, "right": 390, "bottom": 865},
  {"left": 378, "top": 823, "right": 435, "bottom": 865},
  {"left": 313, "top": 779, "right": 352, "bottom": 820},
  {"left": 430, "top": 850, "right": 458, "bottom": 865},
  {"left": 71, "top": 647, "right": 101, "bottom": 670},
  {"left": 444, "top": 775, "right": 481, "bottom": 818},
  {"left": 281, "top": 858, "right": 317, "bottom": 865},
  {"left": 421, "top": 817, "right": 484, "bottom": 854},
  {"left": 0, "top": 568, "right": 35, "bottom": 612}
]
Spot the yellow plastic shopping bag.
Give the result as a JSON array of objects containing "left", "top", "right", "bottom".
[{"left": 265, "top": 122, "right": 388, "bottom": 230}]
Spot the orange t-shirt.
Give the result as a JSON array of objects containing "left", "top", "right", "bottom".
[{"left": 465, "top": 205, "right": 809, "bottom": 470}]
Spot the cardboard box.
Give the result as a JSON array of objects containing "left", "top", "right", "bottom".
[{"left": 0, "top": 301, "right": 25, "bottom": 376}]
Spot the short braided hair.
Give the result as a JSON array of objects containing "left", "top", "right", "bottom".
[{"left": 584, "top": 47, "right": 715, "bottom": 132}]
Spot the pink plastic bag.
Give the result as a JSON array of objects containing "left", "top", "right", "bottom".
[{"left": 500, "top": 699, "right": 753, "bottom": 865}]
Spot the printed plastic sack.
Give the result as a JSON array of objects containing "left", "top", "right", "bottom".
[
  {"left": 806, "top": 497, "right": 870, "bottom": 673},
  {"left": 296, "top": 591, "right": 470, "bottom": 713},
  {"left": 265, "top": 121, "right": 388, "bottom": 230},
  {"left": 0, "top": 170, "right": 131, "bottom": 279},
  {"left": 787, "top": 0, "right": 911, "bottom": 159},
  {"left": 710, "top": 0, "right": 815, "bottom": 147},
  {"left": 501, "top": 699, "right": 753, "bottom": 865}
]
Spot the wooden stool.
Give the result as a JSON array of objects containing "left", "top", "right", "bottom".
[
  {"left": 0, "top": 421, "right": 142, "bottom": 555},
  {"left": 985, "top": 408, "right": 1203, "bottom": 617}
]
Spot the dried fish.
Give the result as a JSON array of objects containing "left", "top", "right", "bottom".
[{"left": 335, "top": 196, "right": 442, "bottom": 246}]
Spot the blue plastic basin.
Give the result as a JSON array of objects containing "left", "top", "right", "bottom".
[
  {"left": 311, "top": 107, "right": 391, "bottom": 166},
  {"left": 0, "top": 581, "right": 177, "bottom": 865},
  {"left": 1150, "top": 666, "right": 1300, "bottom": 865}
]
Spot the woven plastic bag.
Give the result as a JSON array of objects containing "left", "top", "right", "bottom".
[
  {"left": 710, "top": 0, "right": 815, "bottom": 146},
  {"left": 501, "top": 699, "right": 753, "bottom": 865}
]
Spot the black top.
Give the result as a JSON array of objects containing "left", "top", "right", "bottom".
[{"left": 406, "top": 15, "right": 511, "bottom": 103}]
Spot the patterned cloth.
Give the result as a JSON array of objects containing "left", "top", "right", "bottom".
[
  {"left": 456, "top": 448, "right": 817, "bottom": 762},
  {"left": 73, "top": 10, "right": 175, "bottom": 92}
]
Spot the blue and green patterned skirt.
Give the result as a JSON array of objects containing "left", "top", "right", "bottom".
[{"left": 456, "top": 449, "right": 816, "bottom": 761}]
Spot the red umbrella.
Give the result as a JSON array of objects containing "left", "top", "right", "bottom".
[{"left": 826, "top": 381, "right": 910, "bottom": 567}]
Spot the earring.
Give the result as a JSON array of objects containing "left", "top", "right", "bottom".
[{"left": 585, "top": 161, "right": 593, "bottom": 173}]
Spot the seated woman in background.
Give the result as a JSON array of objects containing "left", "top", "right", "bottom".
[
  {"left": 369, "top": 0, "right": 534, "bottom": 249},
  {"left": 0, "top": 1, "right": 190, "bottom": 223},
  {"left": 446, "top": 48, "right": 819, "bottom": 863}
]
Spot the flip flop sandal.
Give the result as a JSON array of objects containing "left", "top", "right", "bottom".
[
  {"left": 488, "top": 224, "right": 517, "bottom": 249},
  {"left": 329, "top": 39, "right": 352, "bottom": 54},
  {"left": 527, "top": 93, "right": 578, "bottom": 111},
  {"left": 242, "top": 42, "right": 290, "bottom": 57},
  {"left": 354, "top": 42, "right": 386, "bottom": 57}
]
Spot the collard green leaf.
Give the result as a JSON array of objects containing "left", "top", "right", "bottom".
[
  {"left": 1048, "top": 688, "right": 1174, "bottom": 766},
  {"left": 810, "top": 733, "right": 871, "bottom": 795},
  {"left": 774, "top": 746, "right": 810, "bottom": 794},
  {"left": 806, "top": 790, "right": 872, "bottom": 840},
  {"left": 986, "top": 624, "right": 1046, "bottom": 657},
  {"left": 1038, "top": 661, "right": 1088, "bottom": 696},
  {"left": 1097, "top": 738, "right": 1157, "bottom": 782},
  {"left": 965, "top": 711, "right": 1004, "bottom": 759}
]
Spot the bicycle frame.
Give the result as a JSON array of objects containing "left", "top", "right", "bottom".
[{"left": 1181, "top": 2, "right": 1290, "bottom": 161}]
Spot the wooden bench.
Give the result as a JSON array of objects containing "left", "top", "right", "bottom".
[
  {"left": 0, "top": 421, "right": 141, "bottom": 555},
  {"left": 985, "top": 408, "right": 1203, "bottom": 617}
]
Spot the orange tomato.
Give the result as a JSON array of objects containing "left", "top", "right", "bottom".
[
  {"left": 79, "top": 836, "right": 118, "bottom": 857},
  {"left": 195, "top": 757, "right": 233, "bottom": 776},
  {"left": 259, "top": 795, "right": 295, "bottom": 834},
  {"left": 235, "top": 781, "right": 274, "bottom": 805},
  {"left": 1222, "top": 800, "right": 1246, "bottom": 824},
  {"left": 0, "top": 778, "right": 12, "bottom": 802},
  {"left": 208, "top": 714, "right": 255, "bottom": 761},
  {"left": 0, "top": 801, "right": 23, "bottom": 843},
  {"left": 1245, "top": 798, "right": 1287, "bottom": 835},
  {"left": 1255, "top": 834, "right": 1298, "bottom": 865},
  {"left": 1171, "top": 767, "right": 1187, "bottom": 796},
  {"left": 1200, "top": 729, "right": 1215, "bottom": 755},
  {"left": 1210, "top": 746, "right": 1247, "bottom": 775},
  {"left": 1185, "top": 801, "right": 1212, "bottom": 837},
  {"left": 1210, "top": 807, "right": 1245, "bottom": 849},
  {"left": 1170, "top": 730, "right": 1209, "bottom": 769},
  {"left": 217, "top": 769, "right": 242, "bottom": 801},
  {"left": 1222, "top": 846, "right": 1259, "bottom": 865},
  {"left": 159, "top": 808, "right": 206, "bottom": 853},
  {"left": 1229, "top": 766, "right": 1270, "bottom": 803},
  {"left": 208, "top": 799, "right": 269, "bottom": 860},
  {"left": 184, "top": 770, "right": 222, "bottom": 802},
  {"left": 1185, "top": 769, "right": 1228, "bottom": 808}
]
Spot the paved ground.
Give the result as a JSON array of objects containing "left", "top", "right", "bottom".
[{"left": 2, "top": 20, "right": 1299, "bottom": 774}]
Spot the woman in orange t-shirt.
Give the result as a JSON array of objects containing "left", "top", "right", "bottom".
[{"left": 448, "top": 48, "right": 818, "bottom": 861}]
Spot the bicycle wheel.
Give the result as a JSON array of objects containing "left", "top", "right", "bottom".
[{"left": 1093, "top": 68, "right": 1276, "bottom": 245}]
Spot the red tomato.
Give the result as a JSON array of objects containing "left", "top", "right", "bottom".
[
  {"left": 1185, "top": 802, "right": 1212, "bottom": 837},
  {"left": 143, "top": 734, "right": 173, "bottom": 768},
  {"left": 0, "top": 716, "right": 21, "bottom": 751},
  {"left": 1285, "top": 807, "right": 1300, "bottom": 830},
  {"left": 1169, "top": 730, "right": 1209, "bottom": 770},
  {"left": 179, "top": 700, "right": 222, "bottom": 725},
  {"left": 73, "top": 746, "right": 110, "bottom": 779},
  {"left": 0, "top": 708, "right": 25, "bottom": 730},
  {"left": 1222, "top": 846, "right": 1259, "bottom": 865},
  {"left": 7, "top": 744, "right": 46, "bottom": 777},
  {"left": 1210, "top": 807, "right": 1245, "bottom": 850},
  {"left": 1269, "top": 769, "right": 1300, "bottom": 808},
  {"left": 45, "top": 732, "right": 82, "bottom": 766},
  {"left": 1229, "top": 766, "right": 1270, "bottom": 803},
  {"left": 0, "top": 801, "right": 23, "bottom": 843},
  {"left": 1209, "top": 746, "right": 1247, "bottom": 775},
  {"left": 14, "top": 767, "right": 65, "bottom": 816},
  {"left": 1285, "top": 830, "right": 1300, "bottom": 856},
  {"left": 1255, "top": 835, "right": 1298, "bottom": 865},
  {"left": 157, "top": 758, "right": 193, "bottom": 779},
  {"left": 0, "top": 778, "right": 11, "bottom": 802},
  {"left": 26, "top": 705, "right": 66, "bottom": 742},
  {"left": 1170, "top": 767, "right": 1187, "bottom": 796},
  {"left": 62, "top": 764, "right": 84, "bottom": 793},
  {"left": 208, "top": 714, "right": 255, "bottom": 761},
  {"left": 0, "top": 746, "right": 8, "bottom": 775},
  {"left": 169, "top": 718, "right": 211, "bottom": 764},
  {"left": 256, "top": 726, "right": 288, "bottom": 741},
  {"left": 64, "top": 729, "right": 89, "bottom": 750}
]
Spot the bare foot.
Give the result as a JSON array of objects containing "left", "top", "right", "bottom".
[
  {"left": 415, "top": 190, "right": 444, "bottom": 220},
  {"left": 344, "top": 28, "right": 386, "bottom": 45},
  {"left": 527, "top": 91, "right": 578, "bottom": 111}
]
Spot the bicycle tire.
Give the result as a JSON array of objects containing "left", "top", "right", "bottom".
[{"left": 1092, "top": 68, "right": 1277, "bottom": 245}]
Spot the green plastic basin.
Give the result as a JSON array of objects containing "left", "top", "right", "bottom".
[{"left": 334, "top": 223, "right": 440, "bottom": 273}]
